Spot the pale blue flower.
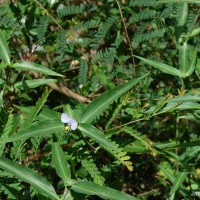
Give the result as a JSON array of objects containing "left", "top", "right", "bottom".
[
  {"left": 61, "top": 113, "right": 71, "bottom": 123},
  {"left": 61, "top": 113, "right": 78, "bottom": 130},
  {"left": 68, "top": 119, "right": 78, "bottom": 130}
]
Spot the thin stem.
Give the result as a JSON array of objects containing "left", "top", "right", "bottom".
[
  {"left": 180, "top": 78, "right": 185, "bottom": 90},
  {"left": 104, "top": 108, "right": 172, "bottom": 132},
  {"left": 175, "top": 112, "right": 179, "bottom": 157},
  {"left": 115, "top": 0, "right": 136, "bottom": 75},
  {"left": 34, "top": 0, "right": 62, "bottom": 29}
]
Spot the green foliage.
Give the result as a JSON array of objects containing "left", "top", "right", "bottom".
[
  {"left": 37, "top": 15, "right": 49, "bottom": 44},
  {"left": 52, "top": 142, "right": 71, "bottom": 185},
  {"left": 0, "top": 0, "right": 199, "bottom": 199},
  {"left": 91, "top": 16, "right": 118, "bottom": 48},
  {"left": 57, "top": 4, "right": 86, "bottom": 18},
  {"left": 0, "top": 4, "right": 19, "bottom": 30},
  {"left": 129, "top": 0, "right": 157, "bottom": 6},
  {"left": 71, "top": 180, "right": 138, "bottom": 200},
  {"left": 23, "top": 87, "right": 51, "bottom": 127},
  {"left": 0, "top": 30, "right": 10, "bottom": 63},
  {"left": 122, "top": 127, "right": 157, "bottom": 157},
  {"left": 81, "top": 158, "right": 105, "bottom": 185},
  {"left": 0, "top": 157, "right": 59, "bottom": 199},
  {"left": 78, "top": 58, "right": 88, "bottom": 85}
]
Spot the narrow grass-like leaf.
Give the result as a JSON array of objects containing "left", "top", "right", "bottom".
[
  {"left": 0, "top": 157, "right": 59, "bottom": 200},
  {"left": 158, "top": 165, "right": 190, "bottom": 198},
  {"left": 179, "top": 42, "right": 189, "bottom": 78},
  {"left": 2, "top": 120, "right": 63, "bottom": 143},
  {"left": 14, "top": 79, "right": 57, "bottom": 90},
  {"left": 135, "top": 56, "right": 180, "bottom": 77},
  {"left": 37, "top": 108, "right": 61, "bottom": 121},
  {"left": 13, "top": 61, "right": 64, "bottom": 77},
  {"left": 177, "top": 3, "right": 188, "bottom": 26},
  {"left": 170, "top": 172, "right": 188, "bottom": 195},
  {"left": 185, "top": 47, "right": 197, "bottom": 77},
  {"left": 52, "top": 142, "right": 71, "bottom": 184},
  {"left": 71, "top": 180, "right": 138, "bottom": 200},
  {"left": 156, "top": 0, "right": 200, "bottom": 3},
  {"left": 171, "top": 140, "right": 200, "bottom": 149},
  {"left": 0, "top": 31, "right": 10, "bottom": 64},
  {"left": 168, "top": 94, "right": 200, "bottom": 103},
  {"left": 176, "top": 102, "right": 200, "bottom": 110},
  {"left": 179, "top": 43, "right": 196, "bottom": 78},
  {"left": 80, "top": 73, "right": 149, "bottom": 123},
  {"left": 78, "top": 123, "right": 118, "bottom": 150}
]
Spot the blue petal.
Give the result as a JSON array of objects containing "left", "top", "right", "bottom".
[
  {"left": 61, "top": 113, "right": 71, "bottom": 123},
  {"left": 71, "top": 120, "right": 78, "bottom": 131}
]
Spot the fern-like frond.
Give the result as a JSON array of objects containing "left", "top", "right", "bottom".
[
  {"left": 129, "top": 0, "right": 157, "bottom": 7},
  {"left": 94, "top": 48, "right": 116, "bottom": 66},
  {"left": 186, "top": 12, "right": 198, "bottom": 32},
  {"left": 108, "top": 146, "right": 134, "bottom": 172},
  {"left": 123, "top": 127, "right": 157, "bottom": 156},
  {"left": 103, "top": 139, "right": 134, "bottom": 171},
  {"left": 37, "top": 16, "right": 49, "bottom": 44},
  {"left": 57, "top": 4, "right": 85, "bottom": 18},
  {"left": 132, "top": 29, "right": 165, "bottom": 48},
  {"left": 112, "top": 32, "right": 124, "bottom": 48},
  {"left": 89, "top": 75, "right": 100, "bottom": 92},
  {"left": 159, "top": 4, "right": 174, "bottom": 18},
  {"left": 129, "top": 8, "right": 157, "bottom": 23},
  {"left": 78, "top": 59, "right": 88, "bottom": 85},
  {"left": 174, "top": 3, "right": 188, "bottom": 27},
  {"left": 0, "top": 182, "right": 21, "bottom": 199},
  {"left": 73, "top": 19, "right": 101, "bottom": 31},
  {"left": 81, "top": 159, "right": 105, "bottom": 185},
  {"left": 0, "top": 5, "right": 19, "bottom": 29},
  {"left": 91, "top": 16, "right": 118, "bottom": 48},
  {"left": 79, "top": 124, "right": 133, "bottom": 171},
  {"left": 1, "top": 114, "right": 21, "bottom": 143},
  {"left": 0, "top": 15, "right": 18, "bottom": 29},
  {"left": 56, "top": 29, "right": 67, "bottom": 56}
]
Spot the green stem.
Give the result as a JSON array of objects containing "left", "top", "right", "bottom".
[{"left": 180, "top": 78, "right": 185, "bottom": 90}]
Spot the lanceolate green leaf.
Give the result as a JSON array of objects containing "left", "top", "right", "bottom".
[
  {"left": 14, "top": 79, "right": 57, "bottom": 90},
  {"left": 177, "top": 3, "right": 188, "bottom": 27},
  {"left": 0, "top": 30, "right": 10, "bottom": 64},
  {"left": 52, "top": 142, "right": 71, "bottom": 184},
  {"left": 179, "top": 43, "right": 196, "bottom": 78},
  {"left": 179, "top": 42, "right": 189, "bottom": 78},
  {"left": 186, "top": 47, "right": 197, "bottom": 77},
  {"left": 71, "top": 180, "right": 138, "bottom": 200},
  {"left": 168, "top": 94, "right": 200, "bottom": 103},
  {"left": 170, "top": 172, "right": 188, "bottom": 195},
  {"left": 156, "top": 0, "right": 200, "bottom": 3},
  {"left": 2, "top": 120, "right": 63, "bottom": 143},
  {"left": 13, "top": 61, "right": 64, "bottom": 77},
  {"left": 78, "top": 123, "right": 118, "bottom": 150},
  {"left": 80, "top": 73, "right": 149, "bottom": 123},
  {"left": 135, "top": 55, "right": 181, "bottom": 77},
  {"left": 158, "top": 165, "right": 189, "bottom": 198},
  {"left": 0, "top": 157, "right": 59, "bottom": 200},
  {"left": 176, "top": 102, "right": 200, "bottom": 110}
]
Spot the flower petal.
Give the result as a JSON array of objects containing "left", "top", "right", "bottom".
[
  {"left": 69, "top": 119, "right": 78, "bottom": 130},
  {"left": 61, "top": 113, "right": 71, "bottom": 123}
]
